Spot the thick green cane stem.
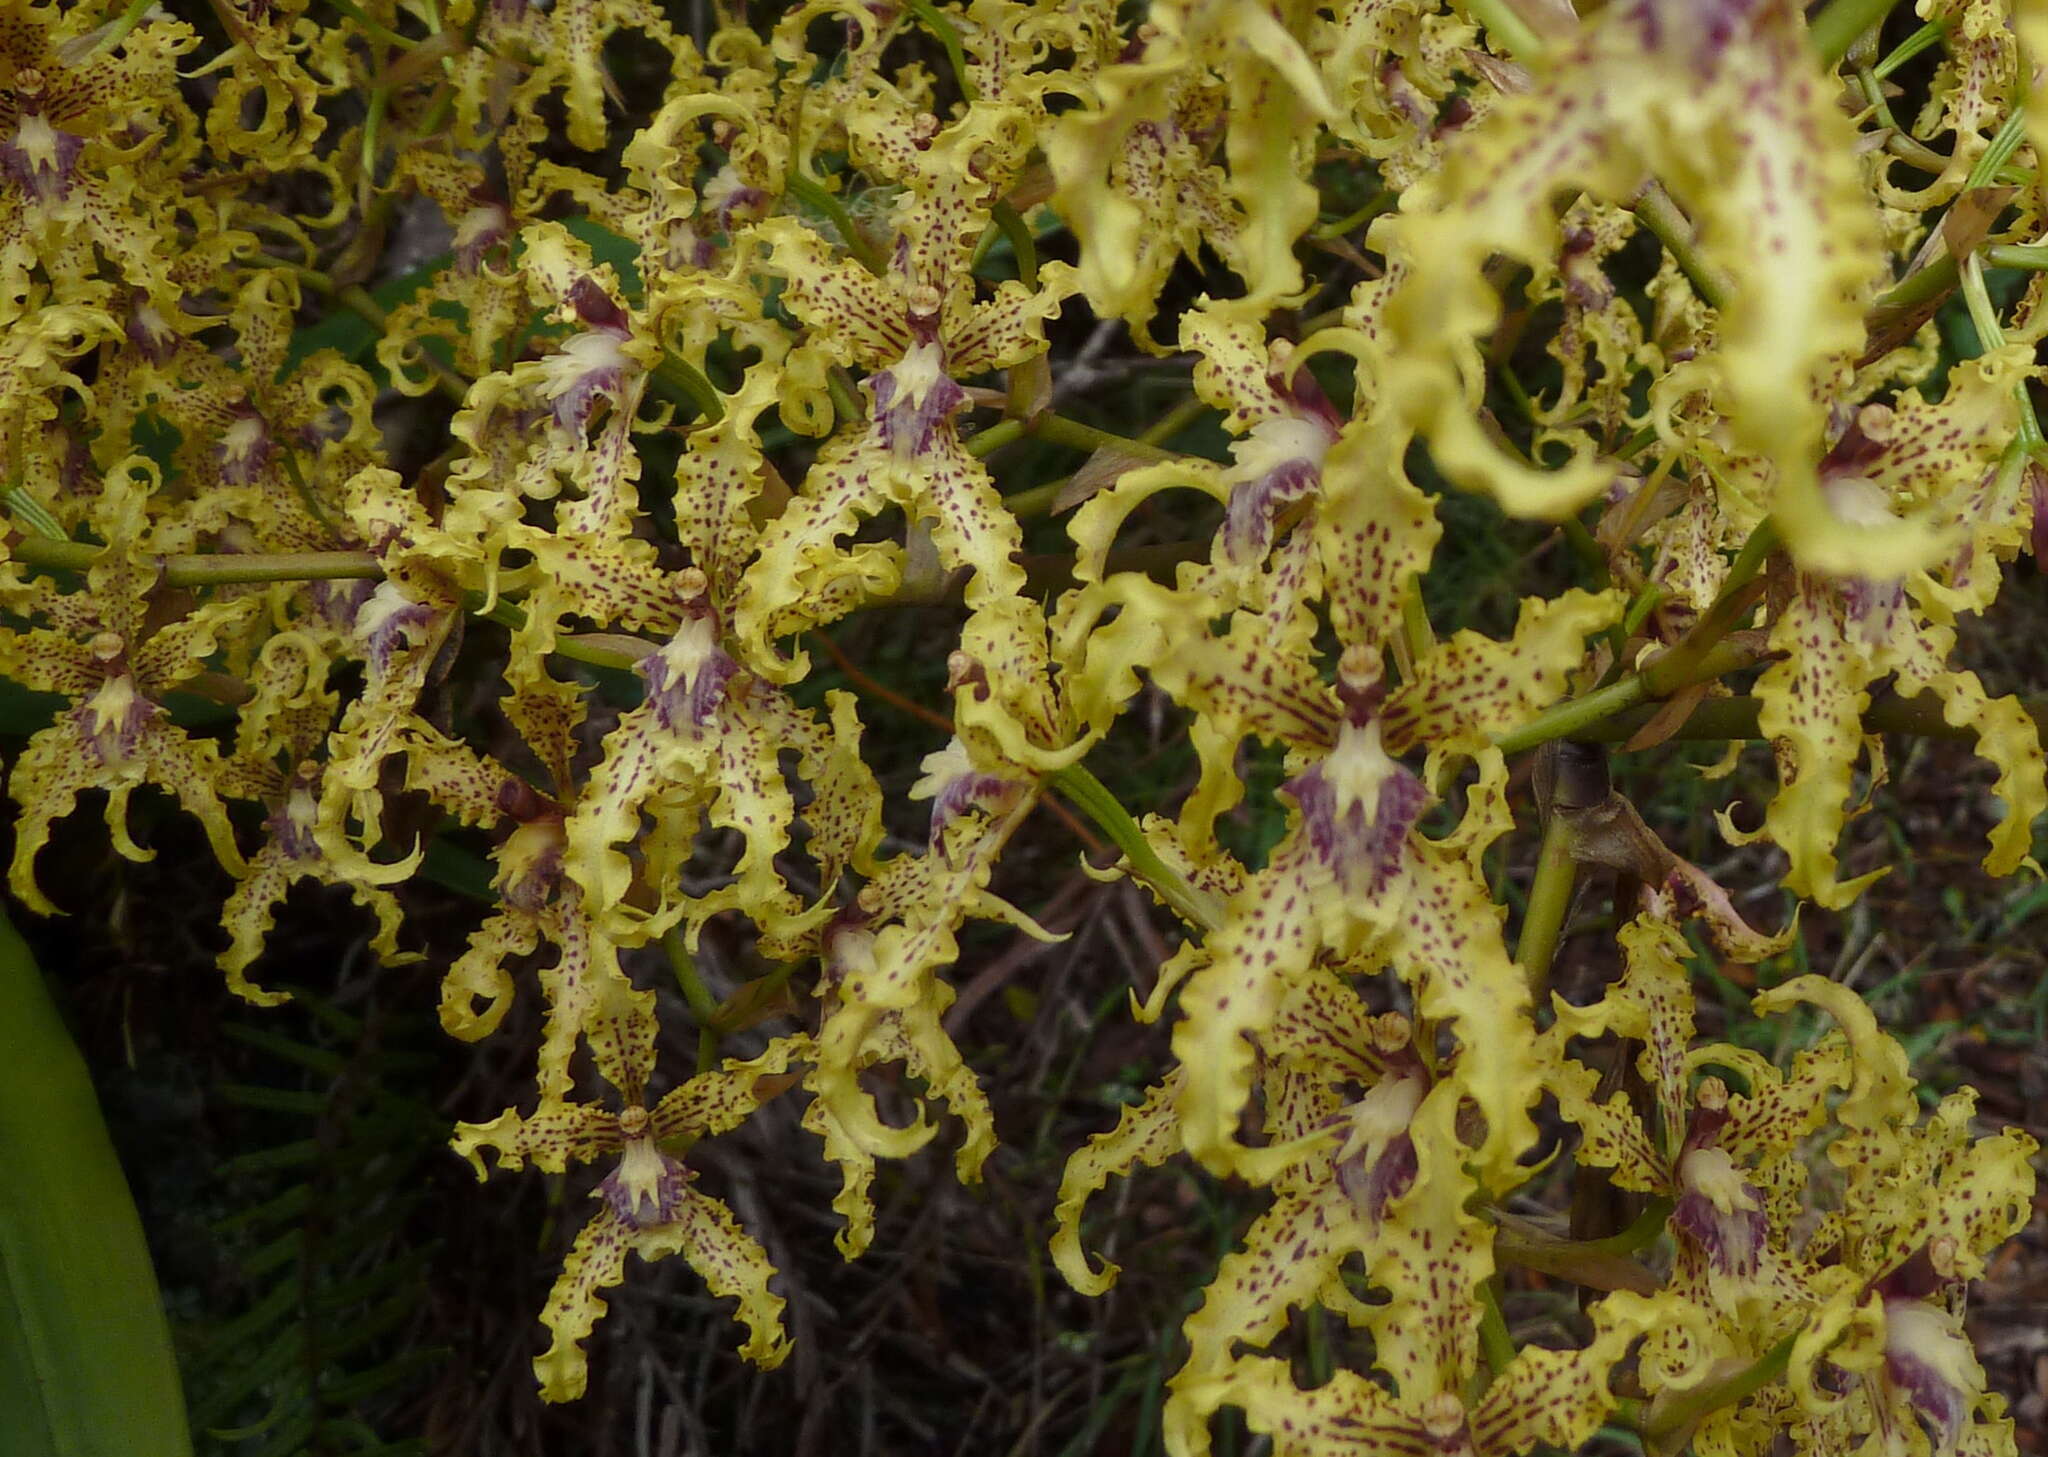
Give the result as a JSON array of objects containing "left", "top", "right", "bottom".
[
  {"left": 1494, "top": 640, "right": 1755, "bottom": 756},
  {"left": 1516, "top": 809, "right": 1578, "bottom": 1005},
  {"left": 9, "top": 538, "right": 385, "bottom": 586},
  {"left": 1584, "top": 689, "right": 2048, "bottom": 744},
  {"left": 1497, "top": 518, "right": 1775, "bottom": 754}
]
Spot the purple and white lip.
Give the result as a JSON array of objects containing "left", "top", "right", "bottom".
[
  {"left": 599, "top": 1107, "right": 689, "bottom": 1230},
  {"left": 1669, "top": 1145, "right": 1767, "bottom": 1279},
  {"left": 1882, "top": 1298, "right": 1976, "bottom": 1455}
]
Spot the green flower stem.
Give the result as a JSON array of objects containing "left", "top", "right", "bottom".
[
  {"left": 1032, "top": 414, "right": 1187, "bottom": 461},
  {"left": 651, "top": 355, "right": 727, "bottom": 426},
  {"left": 1872, "top": 20, "right": 1944, "bottom": 80},
  {"left": 1642, "top": 1331, "right": 1797, "bottom": 1443},
  {"left": 1582, "top": 689, "right": 2048, "bottom": 745},
  {"left": 78, "top": 0, "right": 155, "bottom": 57},
  {"left": 1493, "top": 1196, "right": 1674, "bottom": 1276},
  {"left": 1962, "top": 100, "right": 2031, "bottom": 192},
  {"left": 787, "top": 171, "right": 886, "bottom": 276},
  {"left": 323, "top": 0, "right": 416, "bottom": 48},
  {"left": 998, "top": 398, "right": 1213, "bottom": 515},
  {"left": 1493, "top": 639, "right": 1756, "bottom": 757},
  {"left": 1587, "top": 1195, "right": 1675, "bottom": 1255},
  {"left": 165, "top": 549, "right": 376, "bottom": 588},
  {"left": 1458, "top": 0, "right": 1546, "bottom": 61},
  {"left": 360, "top": 82, "right": 388, "bottom": 201},
  {"left": 966, "top": 411, "right": 1189, "bottom": 464},
  {"left": 1958, "top": 254, "right": 2046, "bottom": 453},
  {"left": 662, "top": 928, "right": 722, "bottom": 1074},
  {"left": 1140, "top": 394, "right": 1210, "bottom": 447},
  {"left": 1631, "top": 186, "right": 1733, "bottom": 313},
  {"left": 7, "top": 537, "right": 384, "bottom": 586},
  {"left": 1515, "top": 808, "right": 1577, "bottom": 1005},
  {"left": 965, "top": 419, "right": 1028, "bottom": 458},
  {"left": 1047, "top": 763, "right": 1225, "bottom": 933},
  {"left": 1809, "top": 0, "right": 1902, "bottom": 67},
  {"left": 1313, "top": 189, "right": 1397, "bottom": 241},
  {"left": 1720, "top": 517, "right": 1780, "bottom": 599},
  {"left": 1476, "top": 1276, "right": 1519, "bottom": 1386},
  {"left": 471, "top": 599, "right": 650, "bottom": 672},
  {"left": 990, "top": 201, "right": 1040, "bottom": 289},
  {"left": 825, "top": 371, "right": 869, "bottom": 434},
  {"left": 1877, "top": 247, "right": 1953, "bottom": 303},
  {"left": 905, "top": 0, "right": 977, "bottom": 101}
]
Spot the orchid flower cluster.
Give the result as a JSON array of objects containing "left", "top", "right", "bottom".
[{"left": 0, "top": 0, "right": 2041, "bottom": 1448}]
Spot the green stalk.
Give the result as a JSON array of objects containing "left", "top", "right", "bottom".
[
  {"left": 74, "top": 0, "right": 154, "bottom": 57},
  {"left": 989, "top": 200, "right": 1040, "bottom": 289},
  {"left": 1140, "top": 395, "right": 1210, "bottom": 447},
  {"left": 1584, "top": 688, "right": 2048, "bottom": 744},
  {"left": 1029, "top": 414, "right": 1186, "bottom": 462},
  {"left": 1809, "top": 0, "right": 1902, "bottom": 68},
  {"left": 1312, "top": 190, "right": 1396, "bottom": 241},
  {"left": 1493, "top": 640, "right": 1754, "bottom": 757},
  {"left": 965, "top": 418, "right": 1028, "bottom": 459},
  {"left": 1986, "top": 244, "right": 2048, "bottom": 272},
  {"left": 787, "top": 171, "right": 886, "bottom": 276},
  {"left": 1493, "top": 1196, "right": 1674, "bottom": 1275},
  {"left": 661, "top": 929, "right": 721, "bottom": 1075},
  {"left": 472, "top": 599, "right": 648, "bottom": 672},
  {"left": 323, "top": 0, "right": 415, "bottom": 48},
  {"left": 1047, "top": 764, "right": 1224, "bottom": 933},
  {"left": 0, "top": 907, "right": 194, "bottom": 1457},
  {"left": 1515, "top": 810, "right": 1577, "bottom": 1006},
  {"left": 1631, "top": 187, "right": 1733, "bottom": 313},
  {"left": 1872, "top": 20, "right": 1944, "bottom": 80},
  {"left": 827, "top": 367, "right": 869, "bottom": 428},
  {"left": 904, "top": 0, "right": 977, "bottom": 101},
  {"left": 1476, "top": 1276, "right": 1519, "bottom": 1386},
  {"left": 1580, "top": 1195, "right": 1674, "bottom": 1255},
  {"left": 1961, "top": 101, "right": 2030, "bottom": 192},
  {"left": 1458, "top": 0, "right": 1546, "bottom": 61},
  {"left": 651, "top": 355, "right": 726, "bottom": 426},
  {"left": 1642, "top": 1331, "right": 1797, "bottom": 1443},
  {"left": 7, "top": 538, "right": 384, "bottom": 586}
]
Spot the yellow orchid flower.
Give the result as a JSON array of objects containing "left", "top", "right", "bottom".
[
  {"left": 1376, "top": 0, "right": 1907, "bottom": 572},
  {"left": 1047, "top": 0, "right": 1332, "bottom": 339},
  {"left": 0, "top": 2, "right": 199, "bottom": 307},
  {"left": 735, "top": 102, "right": 1077, "bottom": 666},
  {"left": 214, "top": 630, "right": 410, "bottom": 1006},
  {"left": 453, "top": 1006, "right": 809, "bottom": 1400},
  {"left": 1736, "top": 354, "right": 2046, "bottom": 907},
  {"left": 1217, "top": 1290, "right": 1661, "bottom": 1457},
  {"left": 1, "top": 460, "right": 258, "bottom": 913}
]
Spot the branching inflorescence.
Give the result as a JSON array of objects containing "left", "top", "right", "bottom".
[{"left": 0, "top": 0, "right": 2040, "bottom": 1449}]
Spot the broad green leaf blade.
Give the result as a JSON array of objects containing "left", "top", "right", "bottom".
[{"left": 0, "top": 906, "right": 193, "bottom": 1457}]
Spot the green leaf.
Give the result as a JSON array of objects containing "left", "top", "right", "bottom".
[{"left": 0, "top": 906, "right": 194, "bottom": 1457}]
